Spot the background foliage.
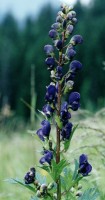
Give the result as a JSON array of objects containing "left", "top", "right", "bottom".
[{"left": 0, "top": 0, "right": 105, "bottom": 119}]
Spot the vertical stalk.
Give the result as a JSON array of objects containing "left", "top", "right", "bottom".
[{"left": 56, "top": 32, "right": 65, "bottom": 200}]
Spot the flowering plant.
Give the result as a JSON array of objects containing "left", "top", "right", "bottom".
[{"left": 10, "top": 4, "right": 99, "bottom": 200}]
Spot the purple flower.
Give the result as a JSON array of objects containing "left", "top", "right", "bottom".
[
  {"left": 36, "top": 120, "right": 51, "bottom": 141},
  {"left": 45, "top": 83, "right": 57, "bottom": 103},
  {"left": 67, "top": 11, "right": 76, "bottom": 20},
  {"left": 78, "top": 154, "right": 92, "bottom": 176},
  {"left": 51, "top": 23, "right": 61, "bottom": 30},
  {"left": 69, "top": 92, "right": 80, "bottom": 104},
  {"left": 55, "top": 40, "right": 63, "bottom": 50},
  {"left": 42, "top": 104, "right": 54, "bottom": 117},
  {"left": 45, "top": 57, "right": 55, "bottom": 70},
  {"left": 61, "top": 122, "right": 73, "bottom": 140},
  {"left": 56, "top": 15, "right": 63, "bottom": 23},
  {"left": 69, "top": 92, "right": 80, "bottom": 111},
  {"left": 70, "top": 60, "right": 82, "bottom": 72},
  {"left": 56, "top": 66, "right": 63, "bottom": 80},
  {"left": 70, "top": 35, "right": 83, "bottom": 45},
  {"left": 24, "top": 168, "right": 35, "bottom": 184},
  {"left": 41, "top": 120, "right": 51, "bottom": 137},
  {"left": 72, "top": 18, "right": 78, "bottom": 24},
  {"left": 49, "top": 29, "right": 57, "bottom": 39},
  {"left": 66, "top": 24, "right": 74, "bottom": 34},
  {"left": 40, "top": 150, "right": 53, "bottom": 165},
  {"left": 61, "top": 110, "right": 71, "bottom": 123},
  {"left": 66, "top": 47, "right": 76, "bottom": 60},
  {"left": 61, "top": 101, "right": 68, "bottom": 111},
  {"left": 66, "top": 72, "right": 76, "bottom": 82},
  {"left": 44, "top": 45, "right": 54, "bottom": 55},
  {"left": 36, "top": 129, "right": 45, "bottom": 141}
]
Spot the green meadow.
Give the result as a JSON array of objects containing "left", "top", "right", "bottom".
[{"left": 0, "top": 109, "right": 105, "bottom": 200}]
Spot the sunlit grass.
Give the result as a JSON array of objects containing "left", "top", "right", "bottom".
[{"left": 0, "top": 109, "right": 105, "bottom": 200}]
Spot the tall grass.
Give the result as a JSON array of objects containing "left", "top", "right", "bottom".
[{"left": 0, "top": 109, "right": 105, "bottom": 200}]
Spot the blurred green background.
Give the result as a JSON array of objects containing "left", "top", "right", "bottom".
[
  {"left": 0, "top": 0, "right": 105, "bottom": 119},
  {"left": 0, "top": 0, "right": 105, "bottom": 199}
]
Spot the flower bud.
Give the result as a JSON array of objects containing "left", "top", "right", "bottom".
[
  {"left": 48, "top": 182, "right": 55, "bottom": 190},
  {"left": 66, "top": 24, "right": 74, "bottom": 34},
  {"left": 44, "top": 45, "right": 54, "bottom": 55},
  {"left": 53, "top": 193, "right": 57, "bottom": 199},
  {"left": 67, "top": 11, "right": 76, "bottom": 20},
  {"left": 49, "top": 29, "right": 57, "bottom": 39},
  {"left": 72, "top": 18, "right": 78, "bottom": 24},
  {"left": 78, "top": 184, "right": 82, "bottom": 190},
  {"left": 36, "top": 190, "right": 41, "bottom": 197},
  {"left": 76, "top": 191, "right": 82, "bottom": 197},
  {"left": 56, "top": 15, "right": 63, "bottom": 23},
  {"left": 55, "top": 40, "right": 63, "bottom": 50},
  {"left": 51, "top": 23, "right": 61, "bottom": 30},
  {"left": 45, "top": 57, "right": 55, "bottom": 70},
  {"left": 70, "top": 60, "right": 82, "bottom": 72},
  {"left": 66, "top": 47, "right": 76, "bottom": 60},
  {"left": 70, "top": 35, "right": 83, "bottom": 45}
]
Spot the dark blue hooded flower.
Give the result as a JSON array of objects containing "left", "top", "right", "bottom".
[
  {"left": 36, "top": 128, "right": 45, "bottom": 141},
  {"left": 45, "top": 57, "right": 55, "bottom": 70},
  {"left": 66, "top": 47, "right": 76, "bottom": 60},
  {"left": 61, "top": 102, "right": 71, "bottom": 123},
  {"left": 66, "top": 24, "right": 74, "bottom": 34},
  {"left": 51, "top": 23, "right": 61, "bottom": 30},
  {"left": 42, "top": 104, "right": 54, "bottom": 117},
  {"left": 61, "top": 122, "right": 73, "bottom": 140},
  {"left": 55, "top": 40, "right": 63, "bottom": 50},
  {"left": 78, "top": 154, "right": 92, "bottom": 176},
  {"left": 41, "top": 120, "right": 51, "bottom": 137},
  {"left": 45, "top": 83, "right": 57, "bottom": 103},
  {"left": 44, "top": 45, "right": 54, "bottom": 55},
  {"left": 56, "top": 66, "right": 63, "bottom": 80},
  {"left": 70, "top": 60, "right": 82, "bottom": 72},
  {"left": 49, "top": 29, "right": 58, "bottom": 39},
  {"left": 40, "top": 150, "right": 53, "bottom": 165},
  {"left": 69, "top": 92, "right": 80, "bottom": 111},
  {"left": 70, "top": 35, "right": 83, "bottom": 45},
  {"left": 36, "top": 120, "right": 51, "bottom": 141},
  {"left": 24, "top": 167, "right": 35, "bottom": 184}
]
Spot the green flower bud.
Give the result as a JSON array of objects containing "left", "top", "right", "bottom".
[
  {"left": 48, "top": 182, "right": 55, "bottom": 190},
  {"left": 53, "top": 193, "right": 57, "bottom": 199},
  {"left": 78, "top": 184, "right": 82, "bottom": 190},
  {"left": 36, "top": 190, "right": 41, "bottom": 198},
  {"left": 76, "top": 191, "right": 82, "bottom": 197}
]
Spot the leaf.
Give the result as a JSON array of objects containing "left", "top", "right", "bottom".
[
  {"left": 72, "top": 159, "right": 79, "bottom": 181},
  {"left": 55, "top": 116, "right": 63, "bottom": 129},
  {"left": 64, "top": 124, "right": 78, "bottom": 152},
  {"left": 5, "top": 178, "right": 35, "bottom": 193},
  {"left": 78, "top": 188, "right": 99, "bottom": 200},
  {"left": 51, "top": 159, "right": 69, "bottom": 181}
]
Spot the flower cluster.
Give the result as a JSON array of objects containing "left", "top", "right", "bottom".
[{"left": 23, "top": 4, "right": 92, "bottom": 199}]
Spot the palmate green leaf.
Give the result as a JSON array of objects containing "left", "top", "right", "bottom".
[
  {"left": 55, "top": 116, "right": 63, "bottom": 129},
  {"left": 5, "top": 178, "right": 35, "bottom": 193},
  {"left": 72, "top": 159, "right": 79, "bottom": 180},
  {"left": 64, "top": 124, "right": 78, "bottom": 152},
  {"left": 51, "top": 159, "right": 69, "bottom": 181},
  {"left": 61, "top": 168, "right": 73, "bottom": 191},
  {"left": 78, "top": 188, "right": 99, "bottom": 200}
]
